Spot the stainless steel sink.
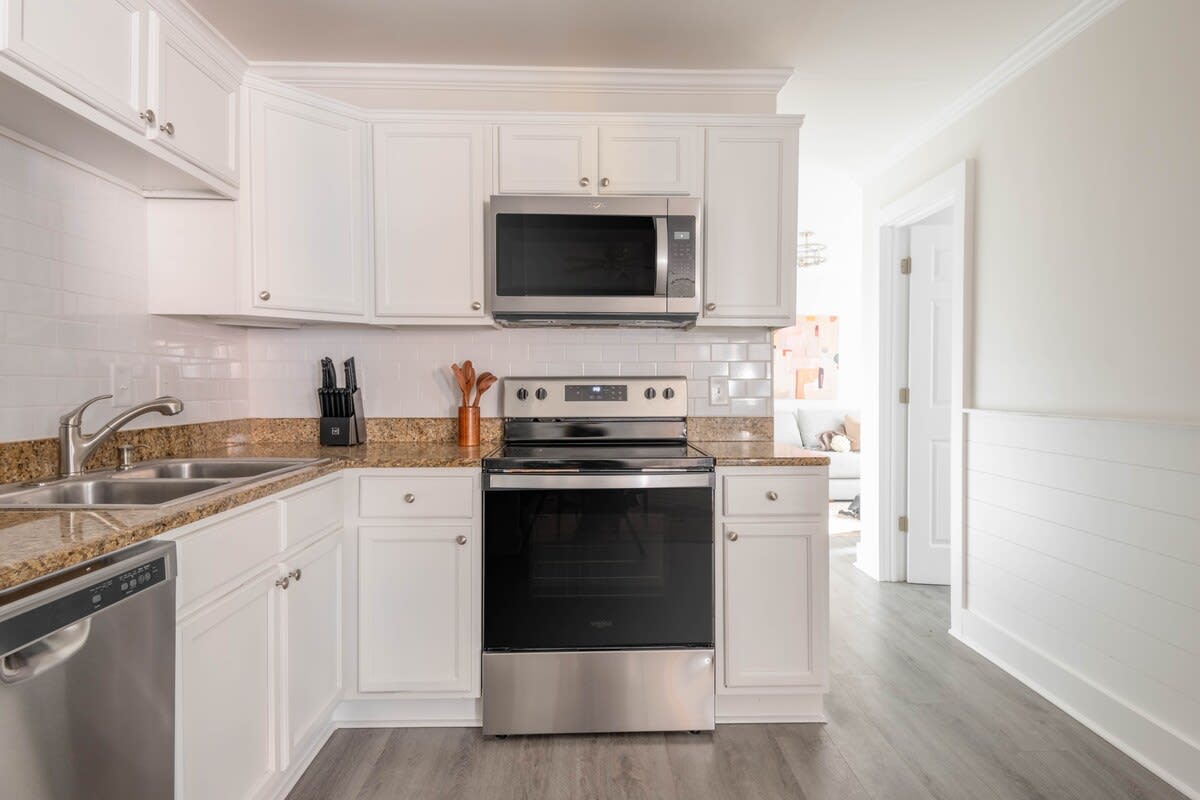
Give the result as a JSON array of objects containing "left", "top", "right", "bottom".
[
  {"left": 0, "top": 457, "right": 324, "bottom": 510},
  {"left": 112, "top": 459, "right": 314, "bottom": 481}
]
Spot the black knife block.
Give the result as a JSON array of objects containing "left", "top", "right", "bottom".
[{"left": 319, "top": 388, "right": 367, "bottom": 446}]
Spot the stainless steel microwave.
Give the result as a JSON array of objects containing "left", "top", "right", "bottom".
[{"left": 488, "top": 195, "right": 701, "bottom": 327}]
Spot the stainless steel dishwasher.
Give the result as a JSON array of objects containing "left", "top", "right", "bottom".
[{"left": 0, "top": 540, "right": 176, "bottom": 800}]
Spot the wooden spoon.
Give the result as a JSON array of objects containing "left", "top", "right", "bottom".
[
  {"left": 450, "top": 363, "right": 470, "bottom": 407},
  {"left": 472, "top": 373, "right": 497, "bottom": 407},
  {"left": 463, "top": 360, "right": 476, "bottom": 399}
]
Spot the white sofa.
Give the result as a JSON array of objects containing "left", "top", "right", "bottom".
[{"left": 775, "top": 407, "right": 861, "bottom": 501}]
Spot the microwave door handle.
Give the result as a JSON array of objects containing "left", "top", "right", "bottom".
[{"left": 653, "top": 216, "right": 669, "bottom": 296}]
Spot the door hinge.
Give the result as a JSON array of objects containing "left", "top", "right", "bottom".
[
  {"left": 898, "top": 515, "right": 908, "bottom": 533},
  {"left": 899, "top": 387, "right": 910, "bottom": 404},
  {"left": 900, "top": 256, "right": 912, "bottom": 275}
]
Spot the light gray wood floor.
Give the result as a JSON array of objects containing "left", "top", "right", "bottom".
[{"left": 289, "top": 533, "right": 1186, "bottom": 799}]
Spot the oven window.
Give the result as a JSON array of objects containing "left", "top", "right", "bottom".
[
  {"left": 495, "top": 214, "right": 658, "bottom": 297},
  {"left": 484, "top": 486, "right": 713, "bottom": 651}
]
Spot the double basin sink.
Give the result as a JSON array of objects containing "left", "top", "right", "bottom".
[{"left": 0, "top": 458, "right": 325, "bottom": 510}]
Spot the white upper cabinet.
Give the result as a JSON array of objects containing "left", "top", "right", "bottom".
[
  {"left": 701, "top": 126, "right": 798, "bottom": 326},
  {"left": 2, "top": 0, "right": 149, "bottom": 131},
  {"left": 249, "top": 90, "right": 369, "bottom": 317},
  {"left": 498, "top": 124, "right": 698, "bottom": 195},
  {"left": 373, "top": 123, "right": 488, "bottom": 320},
  {"left": 597, "top": 125, "right": 697, "bottom": 195},
  {"left": 497, "top": 124, "right": 597, "bottom": 194},
  {"left": 147, "top": 13, "right": 237, "bottom": 184}
]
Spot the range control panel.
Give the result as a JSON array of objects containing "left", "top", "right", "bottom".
[{"left": 503, "top": 377, "right": 687, "bottom": 418}]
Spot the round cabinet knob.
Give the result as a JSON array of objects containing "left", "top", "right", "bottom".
[
  {"left": 456, "top": 535, "right": 468, "bottom": 546},
  {"left": 275, "top": 576, "right": 290, "bottom": 590},
  {"left": 535, "top": 387, "right": 548, "bottom": 400},
  {"left": 404, "top": 493, "right": 416, "bottom": 503},
  {"left": 644, "top": 388, "right": 656, "bottom": 399},
  {"left": 471, "top": 301, "right": 482, "bottom": 311},
  {"left": 258, "top": 290, "right": 271, "bottom": 301},
  {"left": 291, "top": 568, "right": 302, "bottom": 582},
  {"left": 516, "top": 387, "right": 529, "bottom": 401},
  {"left": 579, "top": 177, "right": 591, "bottom": 187},
  {"left": 600, "top": 177, "right": 611, "bottom": 187},
  {"left": 159, "top": 122, "right": 175, "bottom": 136},
  {"left": 662, "top": 387, "right": 675, "bottom": 400},
  {"left": 139, "top": 109, "right": 156, "bottom": 125},
  {"left": 705, "top": 303, "right": 716, "bottom": 312},
  {"left": 766, "top": 490, "right": 779, "bottom": 501},
  {"left": 727, "top": 531, "right": 739, "bottom": 542}
]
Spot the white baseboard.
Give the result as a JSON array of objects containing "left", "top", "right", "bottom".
[
  {"left": 333, "top": 697, "right": 482, "bottom": 728},
  {"left": 959, "top": 610, "right": 1200, "bottom": 800},
  {"left": 716, "top": 692, "right": 826, "bottom": 723},
  {"left": 268, "top": 720, "right": 338, "bottom": 800}
]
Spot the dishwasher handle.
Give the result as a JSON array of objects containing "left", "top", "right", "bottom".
[{"left": 1, "top": 618, "right": 91, "bottom": 686}]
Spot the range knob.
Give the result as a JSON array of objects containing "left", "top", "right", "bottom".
[
  {"left": 644, "top": 388, "right": 656, "bottom": 399},
  {"left": 662, "top": 387, "right": 676, "bottom": 400},
  {"left": 516, "top": 387, "right": 529, "bottom": 401},
  {"left": 535, "top": 387, "right": 548, "bottom": 400}
]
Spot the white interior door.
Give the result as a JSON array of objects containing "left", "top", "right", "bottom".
[{"left": 906, "top": 221, "right": 954, "bottom": 585}]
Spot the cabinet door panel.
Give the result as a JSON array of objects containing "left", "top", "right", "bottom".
[
  {"left": 249, "top": 91, "right": 368, "bottom": 316},
  {"left": 149, "top": 15, "right": 237, "bottom": 183},
  {"left": 598, "top": 125, "right": 697, "bottom": 195},
  {"left": 358, "top": 524, "right": 474, "bottom": 693},
  {"left": 374, "top": 123, "right": 487, "bottom": 318},
  {"left": 284, "top": 532, "right": 343, "bottom": 764},
  {"left": 722, "top": 521, "right": 826, "bottom": 688},
  {"left": 702, "top": 127, "right": 798, "bottom": 325},
  {"left": 177, "top": 570, "right": 279, "bottom": 800},
  {"left": 5, "top": 0, "right": 148, "bottom": 130},
  {"left": 497, "top": 125, "right": 596, "bottom": 194}
]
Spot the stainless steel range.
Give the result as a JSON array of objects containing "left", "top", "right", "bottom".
[{"left": 482, "top": 376, "right": 715, "bottom": 736}]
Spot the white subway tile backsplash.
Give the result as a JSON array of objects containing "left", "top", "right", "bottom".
[
  {"left": 601, "top": 344, "right": 640, "bottom": 362},
  {"left": 710, "top": 343, "right": 747, "bottom": 361},
  {"left": 674, "top": 343, "right": 711, "bottom": 361},
  {"left": 748, "top": 343, "right": 773, "bottom": 361},
  {"left": 729, "top": 361, "right": 768, "bottom": 380}
]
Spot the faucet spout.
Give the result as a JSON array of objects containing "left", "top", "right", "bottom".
[{"left": 58, "top": 395, "right": 184, "bottom": 477}]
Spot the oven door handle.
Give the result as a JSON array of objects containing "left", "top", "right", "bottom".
[
  {"left": 486, "top": 472, "right": 713, "bottom": 490},
  {"left": 653, "top": 216, "right": 669, "bottom": 297}
]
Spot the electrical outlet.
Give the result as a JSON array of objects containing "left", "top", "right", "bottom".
[
  {"left": 709, "top": 376, "right": 730, "bottom": 406},
  {"left": 110, "top": 364, "right": 133, "bottom": 408},
  {"left": 156, "top": 365, "right": 179, "bottom": 398}
]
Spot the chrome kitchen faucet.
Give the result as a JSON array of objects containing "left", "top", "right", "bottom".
[{"left": 58, "top": 395, "right": 183, "bottom": 477}]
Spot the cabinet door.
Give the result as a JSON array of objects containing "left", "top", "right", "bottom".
[
  {"left": 3, "top": 0, "right": 148, "bottom": 131},
  {"left": 702, "top": 127, "right": 798, "bottom": 325},
  {"left": 177, "top": 569, "right": 280, "bottom": 800},
  {"left": 497, "top": 125, "right": 597, "bottom": 194},
  {"left": 249, "top": 90, "right": 368, "bottom": 317},
  {"left": 598, "top": 125, "right": 697, "bottom": 195},
  {"left": 722, "top": 521, "right": 827, "bottom": 688},
  {"left": 358, "top": 523, "right": 475, "bottom": 693},
  {"left": 148, "top": 14, "right": 237, "bottom": 184},
  {"left": 373, "top": 123, "right": 487, "bottom": 319},
  {"left": 282, "top": 531, "right": 343, "bottom": 766}
]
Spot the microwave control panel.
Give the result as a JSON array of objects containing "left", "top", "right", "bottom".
[{"left": 666, "top": 215, "right": 696, "bottom": 298}]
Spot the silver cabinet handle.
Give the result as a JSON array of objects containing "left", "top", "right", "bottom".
[
  {"left": 766, "top": 490, "right": 779, "bottom": 501},
  {"left": 727, "top": 531, "right": 739, "bottom": 542},
  {"left": 275, "top": 576, "right": 290, "bottom": 590},
  {"left": 289, "top": 568, "right": 302, "bottom": 582},
  {"left": 139, "top": 109, "right": 156, "bottom": 125},
  {"left": 579, "top": 177, "right": 590, "bottom": 187},
  {"left": 258, "top": 290, "right": 271, "bottom": 301},
  {"left": 705, "top": 303, "right": 716, "bottom": 311},
  {"left": 600, "top": 177, "right": 611, "bottom": 187},
  {"left": 456, "top": 535, "right": 468, "bottom": 545},
  {"left": 471, "top": 301, "right": 482, "bottom": 310},
  {"left": 159, "top": 122, "right": 175, "bottom": 136},
  {"left": 404, "top": 493, "right": 416, "bottom": 503}
]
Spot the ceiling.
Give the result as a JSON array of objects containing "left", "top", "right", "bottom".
[{"left": 190, "top": 0, "right": 1082, "bottom": 177}]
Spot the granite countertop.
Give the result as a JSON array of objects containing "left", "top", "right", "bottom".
[
  {"left": 0, "top": 437, "right": 827, "bottom": 592},
  {"left": 693, "top": 440, "right": 832, "bottom": 467}
]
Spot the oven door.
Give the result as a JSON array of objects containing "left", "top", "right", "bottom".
[{"left": 483, "top": 472, "right": 714, "bottom": 652}]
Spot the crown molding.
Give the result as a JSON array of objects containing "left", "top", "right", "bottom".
[
  {"left": 247, "top": 62, "right": 795, "bottom": 96},
  {"left": 866, "top": 0, "right": 1127, "bottom": 179}
]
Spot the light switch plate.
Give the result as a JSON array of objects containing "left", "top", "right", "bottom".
[
  {"left": 156, "top": 365, "right": 178, "bottom": 398},
  {"left": 709, "top": 376, "right": 730, "bottom": 406},
  {"left": 110, "top": 364, "right": 133, "bottom": 408}
]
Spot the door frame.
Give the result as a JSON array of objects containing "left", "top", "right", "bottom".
[{"left": 862, "top": 160, "right": 974, "bottom": 636}]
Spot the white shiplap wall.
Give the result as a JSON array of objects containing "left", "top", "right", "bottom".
[
  {"left": 247, "top": 325, "right": 774, "bottom": 419},
  {"left": 962, "top": 410, "right": 1200, "bottom": 799}
]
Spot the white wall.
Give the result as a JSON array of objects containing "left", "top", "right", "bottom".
[
  {"left": 0, "top": 136, "right": 249, "bottom": 442},
  {"left": 248, "top": 326, "right": 773, "bottom": 419}
]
